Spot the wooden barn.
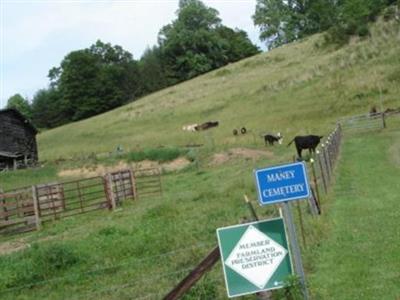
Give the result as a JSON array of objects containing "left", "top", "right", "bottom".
[{"left": 0, "top": 108, "right": 38, "bottom": 171}]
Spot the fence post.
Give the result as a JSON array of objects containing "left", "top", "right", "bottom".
[
  {"left": 282, "top": 202, "right": 310, "bottom": 300},
  {"left": 334, "top": 130, "right": 339, "bottom": 160},
  {"left": 0, "top": 189, "right": 8, "bottom": 221},
  {"left": 295, "top": 201, "right": 307, "bottom": 249},
  {"left": 381, "top": 112, "right": 386, "bottom": 129},
  {"left": 31, "top": 185, "right": 41, "bottom": 231},
  {"left": 317, "top": 152, "right": 328, "bottom": 194},
  {"left": 326, "top": 138, "right": 333, "bottom": 171},
  {"left": 157, "top": 168, "right": 163, "bottom": 197},
  {"left": 330, "top": 133, "right": 337, "bottom": 161},
  {"left": 310, "top": 159, "right": 321, "bottom": 214},
  {"left": 106, "top": 174, "right": 117, "bottom": 211},
  {"left": 129, "top": 169, "right": 137, "bottom": 200},
  {"left": 322, "top": 144, "right": 331, "bottom": 184}
]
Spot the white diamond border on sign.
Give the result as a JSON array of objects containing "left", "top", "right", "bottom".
[{"left": 224, "top": 225, "right": 288, "bottom": 289}]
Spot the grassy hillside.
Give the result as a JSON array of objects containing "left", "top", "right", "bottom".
[
  {"left": 38, "top": 19, "right": 400, "bottom": 161},
  {"left": 0, "top": 18, "right": 400, "bottom": 300}
]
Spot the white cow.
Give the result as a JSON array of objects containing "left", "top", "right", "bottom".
[{"left": 182, "top": 124, "right": 198, "bottom": 132}]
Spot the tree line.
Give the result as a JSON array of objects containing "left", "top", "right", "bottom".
[
  {"left": 7, "top": 0, "right": 399, "bottom": 128},
  {"left": 253, "top": 0, "right": 399, "bottom": 48},
  {"left": 6, "top": 0, "right": 259, "bottom": 129}
]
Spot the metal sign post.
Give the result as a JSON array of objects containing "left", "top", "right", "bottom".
[
  {"left": 282, "top": 201, "right": 309, "bottom": 300},
  {"left": 253, "top": 161, "right": 312, "bottom": 299}
]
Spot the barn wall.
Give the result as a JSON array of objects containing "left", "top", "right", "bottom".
[{"left": 0, "top": 111, "right": 38, "bottom": 162}]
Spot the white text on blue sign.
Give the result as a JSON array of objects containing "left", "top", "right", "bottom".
[{"left": 255, "top": 162, "right": 310, "bottom": 205}]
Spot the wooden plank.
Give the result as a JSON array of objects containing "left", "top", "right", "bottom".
[
  {"left": 32, "top": 185, "right": 41, "bottom": 230},
  {"left": 0, "top": 218, "right": 27, "bottom": 227},
  {"left": 107, "top": 174, "right": 117, "bottom": 210},
  {"left": 163, "top": 246, "right": 220, "bottom": 300},
  {"left": 0, "top": 206, "right": 33, "bottom": 217}
]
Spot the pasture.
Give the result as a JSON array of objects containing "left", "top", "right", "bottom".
[
  {"left": 1, "top": 18, "right": 400, "bottom": 300},
  {"left": 37, "top": 20, "right": 400, "bottom": 161}
]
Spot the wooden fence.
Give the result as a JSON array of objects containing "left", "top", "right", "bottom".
[
  {"left": 0, "top": 186, "right": 37, "bottom": 234},
  {"left": 0, "top": 168, "right": 162, "bottom": 235},
  {"left": 107, "top": 169, "right": 136, "bottom": 207}
]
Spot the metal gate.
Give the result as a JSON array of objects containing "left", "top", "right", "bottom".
[
  {"left": 134, "top": 168, "right": 162, "bottom": 199},
  {"left": 36, "top": 176, "right": 110, "bottom": 222},
  {"left": 108, "top": 169, "right": 136, "bottom": 205},
  {"left": 0, "top": 186, "right": 37, "bottom": 234},
  {"left": 339, "top": 112, "right": 385, "bottom": 131}
]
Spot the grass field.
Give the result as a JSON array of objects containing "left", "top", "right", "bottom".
[
  {"left": 0, "top": 17, "right": 400, "bottom": 300},
  {"left": 309, "top": 121, "right": 400, "bottom": 299}
]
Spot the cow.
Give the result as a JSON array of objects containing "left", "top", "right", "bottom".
[
  {"left": 195, "top": 121, "right": 219, "bottom": 131},
  {"left": 263, "top": 132, "right": 283, "bottom": 146},
  {"left": 287, "top": 135, "right": 323, "bottom": 158},
  {"left": 182, "top": 124, "right": 198, "bottom": 132}
]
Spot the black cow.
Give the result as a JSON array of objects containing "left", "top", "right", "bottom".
[
  {"left": 287, "top": 135, "right": 323, "bottom": 158},
  {"left": 263, "top": 133, "right": 283, "bottom": 146},
  {"left": 195, "top": 121, "right": 219, "bottom": 131}
]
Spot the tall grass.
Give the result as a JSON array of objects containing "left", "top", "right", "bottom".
[{"left": 126, "top": 147, "right": 187, "bottom": 162}]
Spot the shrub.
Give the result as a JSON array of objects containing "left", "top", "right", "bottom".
[{"left": 126, "top": 147, "right": 187, "bottom": 162}]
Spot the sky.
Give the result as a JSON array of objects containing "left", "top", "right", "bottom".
[{"left": 0, "top": 0, "right": 265, "bottom": 108}]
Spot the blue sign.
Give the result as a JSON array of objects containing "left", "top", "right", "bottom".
[{"left": 254, "top": 162, "right": 310, "bottom": 205}]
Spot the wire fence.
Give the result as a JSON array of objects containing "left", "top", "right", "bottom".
[{"left": 2, "top": 113, "right": 398, "bottom": 299}]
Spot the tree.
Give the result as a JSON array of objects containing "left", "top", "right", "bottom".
[
  {"left": 158, "top": 0, "right": 223, "bottom": 81},
  {"left": 31, "top": 88, "right": 66, "bottom": 128},
  {"left": 253, "top": 0, "right": 398, "bottom": 48},
  {"left": 253, "top": 0, "right": 337, "bottom": 49},
  {"left": 158, "top": 0, "right": 259, "bottom": 81},
  {"left": 6, "top": 94, "right": 32, "bottom": 119},
  {"left": 216, "top": 26, "right": 260, "bottom": 63},
  {"left": 138, "top": 46, "right": 170, "bottom": 94},
  {"left": 323, "top": 0, "right": 398, "bottom": 44},
  {"left": 50, "top": 40, "right": 141, "bottom": 121}
]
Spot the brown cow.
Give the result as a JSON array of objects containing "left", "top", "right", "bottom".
[{"left": 195, "top": 121, "right": 219, "bottom": 131}]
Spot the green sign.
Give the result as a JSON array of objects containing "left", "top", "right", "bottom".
[{"left": 216, "top": 218, "right": 293, "bottom": 298}]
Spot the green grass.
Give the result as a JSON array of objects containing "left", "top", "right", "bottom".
[
  {"left": 0, "top": 154, "right": 282, "bottom": 299},
  {"left": 0, "top": 165, "right": 58, "bottom": 191},
  {"left": 308, "top": 125, "right": 400, "bottom": 299},
  {"left": 126, "top": 147, "right": 188, "bottom": 162},
  {"left": 0, "top": 18, "right": 400, "bottom": 300}
]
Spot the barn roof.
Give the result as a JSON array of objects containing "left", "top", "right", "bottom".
[{"left": 0, "top": 108, "right": 38, "bottom": 134}]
